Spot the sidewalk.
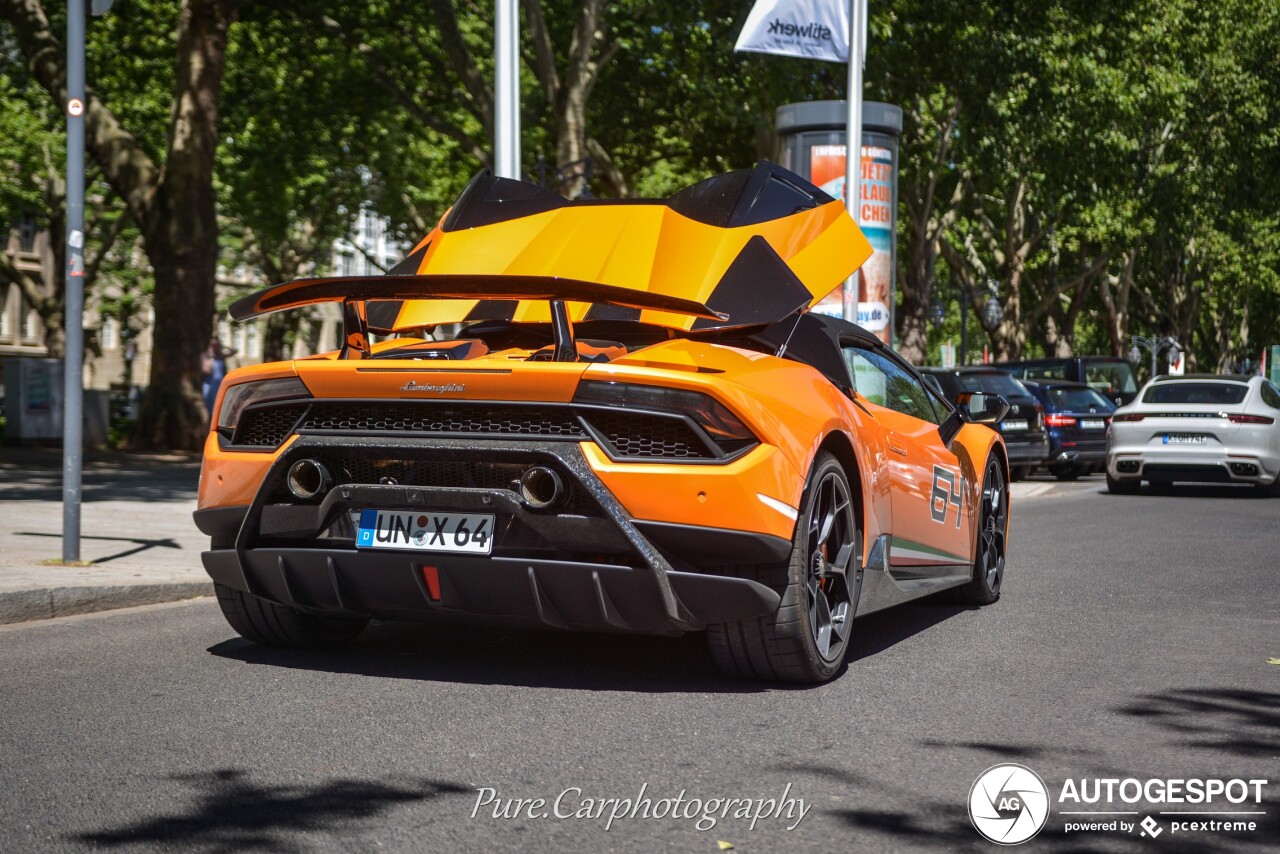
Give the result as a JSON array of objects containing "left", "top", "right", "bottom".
[{"left": 0, "top": 447, "right": 212, "bottom": 624}]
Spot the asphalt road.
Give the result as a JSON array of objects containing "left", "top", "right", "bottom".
[{"left": 1, "top": 478, "right": 1276, "bottom": 852}]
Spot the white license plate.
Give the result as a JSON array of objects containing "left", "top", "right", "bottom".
[
  {"left": 1002, "top": 419, "right": 1029, "bottom": 431},
  {"left": 1162, "top": 434, "right": 1207, "bottom": 445},
  {"left": 356, "top": 510, "right": 494, "bottom": 554},
  {"left": 1081, "top": 419, "right": 1106, "bottom": 430}
]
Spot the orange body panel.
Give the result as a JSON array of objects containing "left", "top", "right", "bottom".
[{"left": 393, "top": 200, "right": 871, "bottom": 331}]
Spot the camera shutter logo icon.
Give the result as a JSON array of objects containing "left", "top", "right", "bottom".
[{"left": 968, "top": 764, "right": 1050, "bottom": 845}]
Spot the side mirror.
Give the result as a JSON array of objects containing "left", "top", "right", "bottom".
[
  {"left": 961, "top": 392, "right": 1010, "bottom": 424},
  {"left": 937, "top": 393, "right": 1011, "bottom": 446}
]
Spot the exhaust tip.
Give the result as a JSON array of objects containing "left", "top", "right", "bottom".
[
  {"left": 287, "top": 459, "right": 332, "bottom": 500},
  {"left": 520, "top": 466, "right": 563, "bottom": 509}
]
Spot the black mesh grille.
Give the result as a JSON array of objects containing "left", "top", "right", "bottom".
[
  {"left": 233, "top": 400, "right": 733, "bottom": 461},
  {"left": 583, "top": 411, "right": 711, "bottom": 459},
  {"left": 234, "top": 405, "right": 308, "bottom": 447},
  {"left": 298, "top": 403, "right": 585, "bottom": 437}
]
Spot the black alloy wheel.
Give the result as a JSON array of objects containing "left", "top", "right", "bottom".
[
  {"left": 707, "top": 452, "right": 860, "bottom": 683},
  {"left": 803, "top": 466, "right": 857, "bottom": 664},
  {"left": 955, "top": 455, "right": 1008, "bottom": 605}
]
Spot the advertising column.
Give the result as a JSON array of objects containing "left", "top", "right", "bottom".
[{"left": 777, "top": 101, "right": 902, "bottom": 345}]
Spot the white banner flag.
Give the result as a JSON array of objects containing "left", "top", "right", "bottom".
[{"left": 734, "top": 0, "right": 850, "bottom": 63}]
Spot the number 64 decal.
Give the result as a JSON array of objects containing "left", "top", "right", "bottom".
[{"left": 931, "top": 465, "right": 965, "bottom": 528}]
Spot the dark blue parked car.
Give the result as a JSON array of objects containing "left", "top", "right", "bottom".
[{"left": 1022, "top": 380, "right": 1117, "bottom": 479}]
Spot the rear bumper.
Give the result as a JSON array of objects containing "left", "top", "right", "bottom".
[
  {"left": 196, "top": 436, "right": 787, "bottom": 634},
  {"left": 202, "top": 547, "right": 779, "bottom": 633},
  {"left": 1107, "top": 446, "right": 1280, "bottom": 485}
]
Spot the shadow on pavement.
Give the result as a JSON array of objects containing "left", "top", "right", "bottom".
[
  {"left": 1115, "top": 687, "right": 1280, "bottom": 758},
  {"left": 848, "top": 599, "right": 977, "bottom": 663},
  {"left": 1097, "top": 483, "right": 1271, "bottom": 500},
  {"left": 0, "top": 465, "right": 199, "bottom": 502},
  {"left": 207, "top": 596, "right": 973, "bottom": 693},
  {"left": 16, "top": 531, "right": 181, "bottom": 562},
  {"left": 208, "top": 621, "right": 764, "bottom": 693},
  {"left": 75, "top": 768, "right": 467, "bottom": 849}
]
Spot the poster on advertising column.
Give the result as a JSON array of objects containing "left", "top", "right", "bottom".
[{"left": 808, "top": 142, "right": 896, "bottom": 344}]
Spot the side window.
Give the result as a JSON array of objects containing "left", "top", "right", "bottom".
[
  {"left": 843, "top": 346, "right": 940, "bottom": 424},
  {"left": 1261, "top": 382, "right": 1280, "bottom": 410}
]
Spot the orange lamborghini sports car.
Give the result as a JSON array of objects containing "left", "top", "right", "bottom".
[{"left": 196, "top": 163, "right": 1012, "bottom": 683}]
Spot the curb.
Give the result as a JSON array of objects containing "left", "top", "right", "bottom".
[{"left": 0, "top": 581, "right": 214, "bottom": 625}]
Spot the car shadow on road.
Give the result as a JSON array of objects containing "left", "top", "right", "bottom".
[
  {"left": 208, "top": 621, "right": 768, "bottom": 693},
  {"left": 206, "top": 598, "right": 972, "bottom": 693},
  {"left": 847, "top": 599, "right": 978, "bottom": 664},
  {"left": 74, "top": 768, "right": 468, "bottom": 849}
]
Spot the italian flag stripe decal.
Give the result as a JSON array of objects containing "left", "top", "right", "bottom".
[{"left": 889, "top": 536, "right": 970, "bottom": 566}]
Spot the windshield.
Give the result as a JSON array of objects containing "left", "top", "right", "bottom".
[
  {"left": 1142, "top": 382, "right": 1249, "bottom": 405},
  {"left": 1084, "top": 360, "right": 1137, "bottom": 394},
  {"left": 1045, "top": 387, "right": 1116, "bottom": 412},
  {"left": 956, "top": 372, "right": 1027, "bottom": 397}
]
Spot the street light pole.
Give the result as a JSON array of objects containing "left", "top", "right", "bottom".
[
  {"left": 1130, "top": 335, "right": 1180, "bottom": 379},
  {"left": 842, "top": 0, "right": 864, "bottom": 323},
  {"left": 62, "top": 0, "right": 87, "bottom": 562},
  {"left": 493, "top": 0, "right": 520, "bottom": 179}
]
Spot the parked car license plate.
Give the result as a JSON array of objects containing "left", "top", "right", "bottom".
[
  {"left": 1001, "top": 419, "right": 1028, "bottom": 431},
  {"left": 1162, "top": 434, "right": 1207, "bottom": 445},
  {"left": 356, "top": 510, "right": 494, "bottom": 554},
  {"left": 1081, "top": 419, "right": 1106, "bottom": 429}
]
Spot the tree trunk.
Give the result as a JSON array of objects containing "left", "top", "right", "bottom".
[{"left": 132, "top": 0, "right": 237, "bottom": 449}]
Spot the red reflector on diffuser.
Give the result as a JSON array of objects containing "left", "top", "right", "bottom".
[{"left": 420, "top": 565, "right": 441, "bottom": 601}]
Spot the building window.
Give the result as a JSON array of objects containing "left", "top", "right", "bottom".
[
  {"left": 0, "top": 288, "right": 11, "bottom": 337},
  {"left": 246, "top": 323, "right": 260, "bottom": 358},
  {"left": 102, "top": 316, "right": 119, "bottom": 350},
  {"left": 21, "top": 300, "right": 38, "bottom": 341},
  {"left": 17, "top": 215, "right": 38, "bottom": 253}
]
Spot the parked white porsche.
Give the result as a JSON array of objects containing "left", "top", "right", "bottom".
[{"left": 1106, "top": 374, "right": 1280, "bottom": 495}]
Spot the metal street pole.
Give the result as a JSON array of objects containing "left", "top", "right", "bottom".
[
  {"left": 842, "top": 0, "right": 864, "bottom": 323},
  {"left": 494, "top": 0, "right": 520, "bottom": 180},
  {"left": 62, "top": 0, "right": 87, "bottom": 562}
]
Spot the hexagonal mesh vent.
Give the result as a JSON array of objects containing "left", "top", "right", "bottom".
[
  {"left": 233, "top": 405, "right": 309, "bottom": 447},
  {"left": 583, "top": 411, "right": 711, "bottom": 459},
  {"left": 298, "top": 403, "right": 585, "bottom": 437}
]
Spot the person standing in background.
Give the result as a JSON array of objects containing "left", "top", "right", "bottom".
[{"left": 202, "top": 337, "right": 238, "bottom": 419}]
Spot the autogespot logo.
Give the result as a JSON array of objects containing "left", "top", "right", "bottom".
[{"left": 969, "top": 764, "right": 1051, "bottom": 845}]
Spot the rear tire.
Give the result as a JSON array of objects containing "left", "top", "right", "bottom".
[
  {"left": 1009, "top": 466, "right": 1028, "bottom": 482},
  {"left": 215, "top": 582, "right": 368, "bottom": 648},
  {"left": 954, "top": 455, "right": 1008, "bottom": 605},
  {"left": 1106, "top": 472, "right": 1141, "bottom": 494},
  {"left": 1053, "top": 465, "right": 1081, "bottom": 481},
  {"left": 1259, "top": 479, "right": 1280, "bottom": 497},
  {"left": 707, "top": 452, "right": 859, "bottom": 684}
]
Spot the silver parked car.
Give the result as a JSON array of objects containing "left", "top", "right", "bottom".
[{"left": 1106, "top": 374, "right": 1280, "bottom": 495}]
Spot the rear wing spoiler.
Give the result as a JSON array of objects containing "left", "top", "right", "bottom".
[{"left": 228, "top": 274, "right": 732, "bottom": 361}]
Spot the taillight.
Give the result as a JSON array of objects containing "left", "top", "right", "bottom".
[
  {"left": 1044, "top": 414, "right": 1076, "bottom": 427},
  {"left": 217, "top": 376, "right": 311, "bottom": 430},
  {"left": 1227, "top": 413, "right": 1275, "bottom": 425},
  {"left": 1112, "top": 413, "right": 1145, "bottom": 422},
  {"left": 573, "top": 381, "right": 758, "bottom": 455}
]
